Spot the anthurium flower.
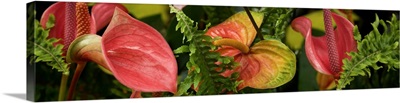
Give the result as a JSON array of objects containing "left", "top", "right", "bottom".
[
  {"left": 40, "top": 2, "right": 128, "bottom": 54},
  {"left": 291, "top": 9, "right": 357, "bottom": 89},
  {"left": 66, "top": 7, "right": 178, "bottom": 98},
  {"left": 40, "top": 2, "right": 130, "bottom": 100},
  {"left": 285, "top": 10, "right": 359, "bottom": 51},
  {"left": 41, "top": 2, "right": 175, "bottom": 99},
  {"left": 205, "top": 11, "right": 296, "bottom": 90}
]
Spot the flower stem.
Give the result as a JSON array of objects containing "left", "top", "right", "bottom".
[
  {"left": 66, "top": 62, "right": 87, "bottom": 100},
  {"left": 58, "top": 73, "right": 69, "bottom": 101},
  {"left": 323, "top": 9, "right": 340, "bottom": 77},
  {"left": 130, "top": 90, "right": 142, "bottom": 98},
  {"left": 244, "top": 7, "right": 264, "bottom": 40}
]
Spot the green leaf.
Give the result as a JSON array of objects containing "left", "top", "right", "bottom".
[
  {"left": 193, "top": 73, "right": 202, "bottom": 88},
  {"left": 177, "top": 76, "right": 193, "bottom": 95},
  {"left": 46, "top": 14, "right": 55, "bottom": 29},
  {"left": 259, "top": 8, "right": 294, "bottom": 41},
  {"left": 189, "top": 43, "right": 196, "bottom": 55},
  {"left": 174, "top": 45, "right": 190, "bottom": 54},
  {"left": 337, "top": 14, "right": 399, "bottom": 90},
  {"left": 28, "top": 16, "right": 69, "bottom": 75}
]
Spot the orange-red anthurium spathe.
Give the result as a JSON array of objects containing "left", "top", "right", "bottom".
[{"left": 205, "top": 11, "right": 296, "bottom": 90}]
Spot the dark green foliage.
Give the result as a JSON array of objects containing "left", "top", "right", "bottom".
[
  {"left": 259, "top": 8, "right": 294, "bottom": 41},
  {"left": 139, "top": 14, "right": 167, "bottom": 37},
  {"left": 345, "top": 66, "right": 399, "bottom": 89},
  {"left": 202, "top": 6, "right": 236, "bottom": 26},
  {"left": 337, "top": 14, "right": 400, "bottom": 90},
  {"left": 170, "top": 5, "right": 240, "bottom": 95},
  {"left": 110, "top": 80, "right": 132, "bottom": 98},
  {"left": 166, "top": 6, "right": 205, "bottom": 74},
  {"left": 34, "top": 63, "right": 62, "bottom": 101},
  {"left": 34, "top": 62, "right": 132, "bottom": 101}
]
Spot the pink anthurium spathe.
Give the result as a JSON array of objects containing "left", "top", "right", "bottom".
[
  {"left": 67, "top": 7, "right": 178, "bottom": 98},
  {"left": 101, "top": 7, "right": 178, "bottom": 95},
  {"left": 40, "top": 2, "right": 128, "bottom": 54},
  {"left": 91, "top": 3, "right": 128, "bottom": 31},
  {"left": 291, "top": 9, "right": 357, "bottom": 86}
]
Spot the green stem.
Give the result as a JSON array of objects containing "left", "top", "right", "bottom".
[
  {"left": 66, "top": 62, "right": 87, "bottom": 100},
  {"left": 58, "top": 73, "right": 69, "bottom": 101}
]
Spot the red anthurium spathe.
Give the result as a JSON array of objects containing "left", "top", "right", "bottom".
[
  {"left": 91, "top": 3, "right": 128, "bottom": 32},
  {"left": 66, "top": 7, "right": 178, "bottom": 98},
  {"left": 102, "top": 7, "right": 178, "bottom": 95},
  {"left": 291, "top": 9, "right": 357, "bottom": 83},
  {"left": 40, "top": 2, "right": 128, "bottom": 54},
  {"left": 40, "top": 2, "right": 66, "bottom": 47},
  {"left": 205, "top": 11, "right": 296, "bottom": 90}
]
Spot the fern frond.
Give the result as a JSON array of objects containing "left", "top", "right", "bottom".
[
  {"left": 170, "top": 5, "right": 239, "bottom": 95},
  {"left": 27, "top": 14, "right": 70, "bottom": 75},
  {"left": 202, "top": 6, "right": 236, "bottom": 26},
  {"left": 337, "top": 14, "right": 399, "bottom": 90},
  {"left": 259, "top": 8, "right": 294, "bottom": 40}
]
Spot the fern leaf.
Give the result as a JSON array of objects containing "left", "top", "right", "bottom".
[
  {"left": 337, "top": 14, "right": 399, "bottom": 90},
  {"left": 259, "top": 8, "right": 294, "bottom": 40},
  {"left": 170, "top": 5, "right": 239, "bottom": 95},
  {"left": 27, "top": 14, "right": 69, "bottom": 75}
]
